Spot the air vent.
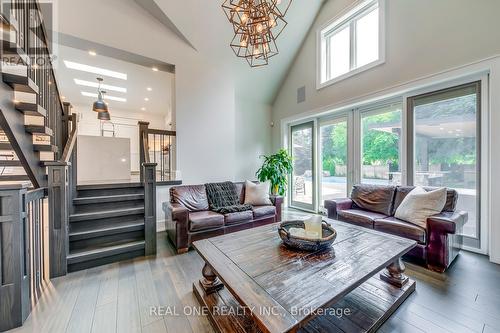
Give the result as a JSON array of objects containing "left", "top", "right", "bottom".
[{"left": 297, "top": 86, "right": 306, "bottom": 104}]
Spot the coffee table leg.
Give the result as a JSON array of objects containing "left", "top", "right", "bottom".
[
  {"left": 199, "top": 262, "right": 224, "bottom": 295},
  {"left": 380, "top": 257, "right": 409, "bottom": 287}
]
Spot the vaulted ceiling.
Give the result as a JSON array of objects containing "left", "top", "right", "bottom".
[
  {"left": 51, "top": 0, "right": 324, "bottom": 104},
  {"left": 136, "top": 0, "right": 324, "bottom": 103}
]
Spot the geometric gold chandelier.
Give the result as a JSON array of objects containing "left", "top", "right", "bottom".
[{"left": 222, "top": 0, "right": 292, "bottom": 67}]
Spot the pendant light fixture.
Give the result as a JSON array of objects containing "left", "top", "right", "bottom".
[
  {"left": 92, "top": 77, "right": 108, "bottom": 113},
  {"left": 222, "top": 0, "right": 293, "bottom": 67}
]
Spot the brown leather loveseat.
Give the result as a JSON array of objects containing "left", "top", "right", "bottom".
[
  {"left": 325, "top": 184, "right": 467, "bottom": 272},
  {"left": 167, "top": 182, "right": 283, "bottom": 253}
]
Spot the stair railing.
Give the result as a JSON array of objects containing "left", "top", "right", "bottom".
[
  {"left": 138, "top": 121, "right": 176, "bottom": 183},
  {"left": 138, "top": 121, "right": 157, "bottom": 256},
  {"left": 0, "top": 1, "right": 73, "bottom": 331},
  {"left": 0, "top": 184, "right": 48, "bottom": 332}
]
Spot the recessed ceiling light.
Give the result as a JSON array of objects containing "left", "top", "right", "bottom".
[
  {"left": 152, "top": 67, "right": 159, "bottom": 72},
  {"left": 74, "top": 78, "right": 127, "bottom": 93},
  {"left": 64, "top": 60, "right": 127, "bottom": 80},
  {"left": 144, "top": 97, "right": 149, "bottom": 101},
  {"left": 88, "top": 50, "right": 97, "bottom": 56},
  {"left": 455, "top": 129, "right": 462, "bottom": 132},
  {"left": 439, "top": 127, "right": 444, "bottom": 130},
  {"left": 147, "top": 87, "right": 152, "bottom": 91},
  {"left": 61, "top": 96, "right": 66, "bottom": 100},
  {"left": 81, "top": 91, "right": 127, "bottom": 102},
  {"left": 141, "top": 107, "right": 146, "bottom": 111}
]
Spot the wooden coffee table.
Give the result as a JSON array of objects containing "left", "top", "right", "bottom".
[{"left": 193, "top": 219, "right": 417, "bottom": 333}]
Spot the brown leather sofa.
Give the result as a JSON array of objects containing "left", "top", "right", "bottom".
[
  {"left": 325, "top": 184, "right": 467, "bottom": 272},
  {"left": 167, "top": 182, "right": 283, "bottom": 254}
]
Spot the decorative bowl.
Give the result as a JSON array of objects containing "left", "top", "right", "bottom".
[{"left": 278, "top": 220, "right": 337, "bottom": 252}]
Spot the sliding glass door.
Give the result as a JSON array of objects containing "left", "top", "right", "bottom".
[
  {"left": 360, "top": 103, "right": 403, "bottom": 185},
  {"left": 290, "top": 122, "right": 316, "bottom": 211},
  {"left": 287, "top": 80, "right": 484, "bottom": 251},
  {"left": 319, "top": 117, "right": 349, "bottom": 208},
  {"left": 408, "top": 82, "right": 481, "bottom": 247}
]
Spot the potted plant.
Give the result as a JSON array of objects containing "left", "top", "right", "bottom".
[{"left": 256, "top": 149, "right": 293, "bottom": 195}]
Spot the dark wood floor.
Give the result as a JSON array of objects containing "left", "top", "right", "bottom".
[{"left": 9, "top": 210, "right": 500, "bottom": 333}]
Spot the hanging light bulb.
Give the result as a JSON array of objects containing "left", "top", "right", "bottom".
[{"left": 92, "top": 77, "right": 108, "bottom": 113}]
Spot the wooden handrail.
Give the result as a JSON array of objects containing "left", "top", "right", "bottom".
[
  {"left": 146, "top": 128, "right": 176, "bottom": 136},
  {"left": 61, "top": 114, "right": 77, "bottom": 163},
  {"left": 26, "top": 187, "right": 46, "bottom": 202}
]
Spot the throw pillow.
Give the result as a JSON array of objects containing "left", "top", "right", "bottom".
[
  {"left": 244, "top": 180, "right": 272, "bottom": 206},
  {"left": 395, "top": 186, "right": 446, "bottom": 229}
]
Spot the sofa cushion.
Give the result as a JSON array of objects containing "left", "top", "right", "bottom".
[
  {"left": 244, "top": 180, "right": 272, "bottom": 206},
  {"left": 394, "top": 187, "right": 447, "bottom": 228},
  {"left": 374, "top": 217, "right": 427, "bottom": 244},
  {"left": 234, "top": 182, "right": 246, "bottom": 204},
  {"left": 170, "top": 185, "right": 209, "bottom": 212},
  {"left": 189, "top": 211, "right": 224, "bottom": 232},
  {"left": 350, "top": 184, "right": 396, "bottom": 216},
  {"left": 337, "top": 209, "right": 387, "bottom": 228},
  {"left": 252, "top": 205, "right": 276, "bottom": 219},
  {"left": 392, "top": 186, "right": 458, "bottom": 215},
  {"left": 224, "top": 210, "right": 254, "bottom": 225}
]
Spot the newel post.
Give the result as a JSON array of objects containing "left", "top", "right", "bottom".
[
  {"left": 0, "top": 183, "right": 30, "bottom": 332},
  {"left": 143, "top": 162, "right": 157, "bottom": 255},
  {"left": 138, "top": 121, "right": 150, "bottom": 183},
  {"left": 46, "top": 161, "right": 70, "bottom": 278}
]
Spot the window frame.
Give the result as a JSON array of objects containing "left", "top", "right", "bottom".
[{"left": 317, "top": 0, "right": 386, "bottom": 90}]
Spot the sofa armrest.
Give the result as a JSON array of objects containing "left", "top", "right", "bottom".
[
  {"left": 324, "top": 198, "right": 353, "bottom": 219},
  {"left": 427, "top": 211, "right": 468, "bottom": 234},
  {"left": 270, "top": 195, "right": 284, "bottom": 222},
  {"left": 426, "top": 210, "right": 467, "bottom": 272},
  {"left": 167, "top": 203, "right": 190, "bottom": 253}
]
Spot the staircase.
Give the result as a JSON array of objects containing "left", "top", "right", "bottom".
[
  {"left": 67, "top": 183, "right": 148, "bottom": 272},
  {"left": 0, "top": 11, "right": 59, "bottom": 187}
]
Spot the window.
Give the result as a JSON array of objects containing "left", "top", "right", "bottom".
[
  {"left": 408, "top": 82, "right": 481, "bottom": 243},
  {"left": 361, "top": 103, "right": 402, "bottom": 185},
  {"left": 318, "top": 0, "right": 384, "bottom": 88}
]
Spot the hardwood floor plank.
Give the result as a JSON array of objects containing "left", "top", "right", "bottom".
[
  {"left": 378, "top": 316, "right": 425, "bottom": 333},
  {"left": 65, "top": 267, "right": 104, "bottom": 333},
  {"left": 7, "top": 210, "right": 500, "bottom": 333},
  {"left": 91, "top": 302, "right": 117, "bottom": 333},
  {"left": 149, "top": 254, "right": 193, "bottom": 333},
  {"left": 116, "top": 262, "right": 142, "bottom": 333},
  {"left": 142, "top": 319, "right": 168, "bottom": 333},
  {"left": 133, "top": 258, "right": 164, "bottom": 328},
  {"left": 96, "top": 262, "right": 119, "bottom": 307}
]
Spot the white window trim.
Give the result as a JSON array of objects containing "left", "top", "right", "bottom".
[{"left": 316, "top": 0, "right": 386, "bottom": 90}]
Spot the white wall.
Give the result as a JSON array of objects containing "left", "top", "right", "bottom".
[
  {"left": 54, "top": 0, "right": 272, "bottom": 185},
  {"left": 272, "top": 0, "right": 500, "bottom": 147},
  {"left": 271, "top": 0, "right": 500, "bottom": 263},
  {"left": 234, "top": 97, "right": 272, "bottom": 181}
]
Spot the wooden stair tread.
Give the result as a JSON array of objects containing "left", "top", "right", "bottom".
[
  {"left": 0, "top": 142, "right": 12, "bottom": 150},
  {"left": 0, "top": 175, "right": 30, "bottom": 181},
  {"left": 33, "top": 144, "right": 58, "bottom": 152},
  {"left": 73, "top": 193, "right": 145, "bottom": 205},
  {"left": 25, "top": 125, "right": 53, "bottom": 136},
  {"left": 69, "top": 207, "right": 145, "bottom": 222},
  {"left": 67, "top": 241, "right": 145, "bottom": 264},
  {"left": 76, "top": 182, "right": 143, "bottom": 190},
  {"left": 15, "top": 102, "right": 47, "bottom": 117},
  {"left": 69, "top": 220, "right": 145, "bottom": 240},
  {"left": 0, "top": 160, "right": 22, "bottom": 166},
  {"left": 2, "top": 73, "right": 39, "bottom": 94}
]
